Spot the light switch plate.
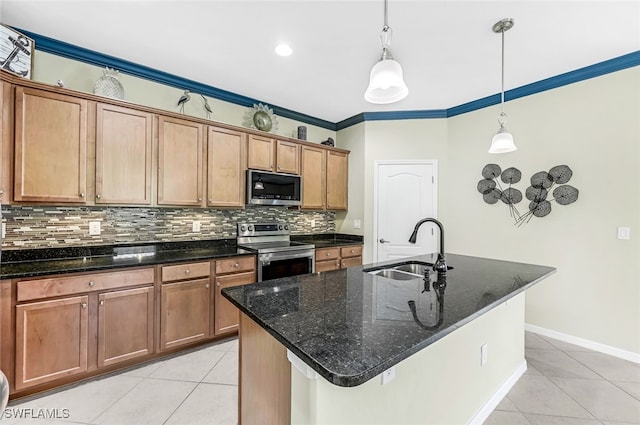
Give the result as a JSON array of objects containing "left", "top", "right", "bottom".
[
  {"left": 354, "top": 219, "right": 361, "bottom": 230},
  {"left": 1, "top": 223, "right": 5, "bottom": 239},
  {"left": 381, "top": 366, "right": 396, "bottom": 385},
  {"left": 617, "top": 226, "right": 631, "bottom": 240},
  {"left": 89, "top": 221, "right": 101, "bottom": 236},
  {"left": 192, "top": 221, "right": 201, "bottom": 232}
]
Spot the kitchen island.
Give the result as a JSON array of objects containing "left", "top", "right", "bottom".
[{"left": 222, "top": 253, "right": 556, "bottom": 424}]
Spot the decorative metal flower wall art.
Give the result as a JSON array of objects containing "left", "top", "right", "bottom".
[
  {"left": 477, "top": 164, "right": 578, "bottom": 226},
  {"left": 243, "top": 103, "right": 279, "bottom": 133}
]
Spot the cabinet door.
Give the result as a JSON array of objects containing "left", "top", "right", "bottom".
[
  {"left": 157, "top": 116, "right": 204, "bottom": 206},
  {"left": 315, "top": 260, "right": 341, "bottom": 273},
  {"left": 276, "top": 140, "right": 299, "bottom": 175},
  {"left": 326, "top": 150, "right": 348, "bottom": 210},
  {"left": 214, "top": 271, "right": 256, "bottom": 335},
  {"left": 14, "top": 87, "right": 88, "bottom": 203},
  {"left": 207, "top": 127, "right": 246, "bottom": 207},
  {"left": 300, "top": 145, "right": 326, "bottom": 210},
  {"left": 160, "top": 278, "right": 211, "bottom": 351},
  {"left": 0, "top": 82, "right": 13, "bottom": 204},
  {"left": 96, "top": 103, "right": 152, "bottom": 204},
  {"left": 247, "top": 134, "right": 274, "bottom": 172},
  {"left": 15, "top": 296, "right": 89, "bottom": 390},
  {"left": 98, "top": 287, "right": 154, "bottom": 368}
]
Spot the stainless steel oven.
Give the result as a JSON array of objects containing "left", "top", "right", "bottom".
[{"left": 237, "top": 222, "right": 315, "bottom": 282}]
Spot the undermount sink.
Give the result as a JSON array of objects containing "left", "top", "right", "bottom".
[{"left": 366, "top": 261, "right": 453, "bottom": 281}]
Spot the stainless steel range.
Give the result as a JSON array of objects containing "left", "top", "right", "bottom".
[{"left": 237, "top": 222, "right": 315, "bottom": 282}]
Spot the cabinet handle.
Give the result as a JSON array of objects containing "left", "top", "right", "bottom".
[
  {"left": 185, "top": 269, "right": 190, "bottom": 274},
  {"left": 350, "top": 249, "right": 355, "bottom": 254},
  {"left": 216, "top": 281, "right": 220, "bottom": 287},
  {"left": 198, "top": 197, "right": 202, "bottom": 202},
  {"left": 0, "top": 189, "right": 4, "bottom": 196},
  {"left": 96, "top": 194, "right": 101, "bottom": 199},
  {"left": 208, "top": 199, "right": 213, "bottom": 203},
  {"left": 277, "top": 165, "right": 281, "bottom": 170},
  {"left": 234, "top": 263, "right": 239, "bottom": 268},
  {"left": 336, "top": 261, "right": 340, "bottom": 267},
  {"left": 81, "top": 302, "right": 87, "bottom": 309},
  {"left": 326, "top": 252, "right": 331, "bottom": 256},
  {"left": 88, "top": 281, "right": 95, "bottom": 287},
  {"left": 80, "top": 192, "right": 85, "bottom": 198},
  {"left": 205, "top": 283, "right": 210, "bottom": 289},
  {"left": 99, "top": 300, "right": 104, "bottom": 306}
]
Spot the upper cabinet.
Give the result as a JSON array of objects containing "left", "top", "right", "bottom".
[
  {"left": 14, "top": 87, "right": 88, "bottom": 203},
  {"left": 207, "top": 126, "right": 246, "bottom": 207},
  {"left": 247, "top": 135, "right": 299, "bottom": 175},
  {"left": 95, "top": 103, "right": 153, "bottom": 205},
  {"left": 326, "top": 150, "right": 348, "bottom": 211},
  {"left": 300, "top": 145, "right": 326, "bottom": 210},
  {"left": 157, "top": 116, "right": 204, "bottom": 206}
]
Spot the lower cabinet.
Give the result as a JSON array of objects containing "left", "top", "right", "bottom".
[
  {"left": 160, "top": 262, "right": 212, "bottom": 351},
  {"left": 214, "top": 257, "right": 256, "bottom": 336},
  {"left": 14, "top": 267, "right": 155, "bottom": 391},
  {"left": 15, "top": 296, "right": 89, "bottom": 390},
  {"left": 315, "top": 244, "right": 363, "bottom": 272},
  {"left": 98, "top": 287, "right": 154, "bottom": 367}
]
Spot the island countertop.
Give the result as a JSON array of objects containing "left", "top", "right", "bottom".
[{"left": 222, "top": 253, "right": 556, "bottom": 387}]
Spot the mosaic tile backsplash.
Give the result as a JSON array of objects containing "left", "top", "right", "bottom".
[{"left": 0, "top": 206, "right": 336, "bottom": 250}]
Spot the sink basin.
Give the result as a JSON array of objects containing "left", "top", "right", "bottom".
[
  {"left": 371, "top": 269, "right": 422, "bottom": 280},
  {"left": 365, "top": 261, "right": 453, "bottom": 281}
]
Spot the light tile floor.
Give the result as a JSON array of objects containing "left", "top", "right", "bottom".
[{"left": 2, "top": 332, "right": 639, "bottom": 425}]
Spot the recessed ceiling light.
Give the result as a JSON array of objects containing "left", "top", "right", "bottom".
[{"left": 275, "top": 44, "right": 293, "bottom": 57}]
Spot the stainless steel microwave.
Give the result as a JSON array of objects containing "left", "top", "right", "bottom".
[{"left": 246, "top": 170, "right": 302, "bottom": 206}]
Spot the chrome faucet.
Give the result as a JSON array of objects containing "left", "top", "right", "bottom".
[{"left": 408, "top": 218, "right": 448, "bottom": 273}]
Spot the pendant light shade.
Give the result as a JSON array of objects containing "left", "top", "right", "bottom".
[
  {"left": 364, "top": 0, "right": 408, "bottom": 104},
  {"left": 489, "top": 18, "right": 516, "bottom": 154}
]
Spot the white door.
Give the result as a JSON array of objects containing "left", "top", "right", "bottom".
[{"left": 374, "top": 160, "right": 438, "bottom": 262}]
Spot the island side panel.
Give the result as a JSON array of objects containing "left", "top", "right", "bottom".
[
  {"left": 239, "top": 313, "right": 291, "bottom": 425},
  {"left": 291, "top": 293, "right": 526, "bottom": 425}
]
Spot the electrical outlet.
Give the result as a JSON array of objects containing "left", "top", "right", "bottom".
[
  {"left": 1, "top": 223, "right": 5, "bottom": 239},
  {"left": 89, "top": 221, "right": 101, "bottom": 236},
  {"left": 617, "top": 226, "right": 631, "bottom": 240},
  {"left": 310, "top": 219, "right": 316, "bottom": 228},
  {"left": 192, "top": 221, "right": 201, "bottom": 232},
  {"left": 481, "top": 344, "right": 488, "bottom": 366},
  {"left": 354, "top": 219, "right": 361, "bottom": 229},
  {"left": 381, "top": 366, "right": 396, "bottom": 385}
]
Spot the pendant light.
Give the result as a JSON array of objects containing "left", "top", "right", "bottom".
[
  {"left": 364, "top": 0, "right": 408, "bottom": 104},
  {"left": 489, "top": 18, "right": 517, "bottom": 154}
]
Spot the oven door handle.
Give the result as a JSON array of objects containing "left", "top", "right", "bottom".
[{"left": 258, "top": 250, "right": 315, "bottom": 265}]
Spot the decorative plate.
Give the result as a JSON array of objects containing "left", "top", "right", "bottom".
[{"left": 243, "top": 103, "right": 278, "bottom": 133}]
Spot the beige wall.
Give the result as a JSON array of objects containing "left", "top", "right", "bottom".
[
  {"left": 335, "top": 122, "right": 365, "bottom": 236},
  {"left": 32, "top": 51, "right": 336, "bottom": 143},
  {"left": 346, "top": 67, "right": 639, "bottom": 355}
]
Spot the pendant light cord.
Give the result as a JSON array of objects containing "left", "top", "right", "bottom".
[{"left": 500, "top": 28, "right": 505, "bottom": 115}]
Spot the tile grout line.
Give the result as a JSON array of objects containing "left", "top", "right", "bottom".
[{"left": 88, "top": 376, "right": 148, "bottom": 425}]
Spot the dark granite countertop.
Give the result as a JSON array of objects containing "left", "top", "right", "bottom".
[
  {"left": 0, "top": 240, "right": 254, "bottom": 279},
  {"left": 292, "top": 233, "right": 363, "bottom": 249},
  {"left": 222, "top": 253, "right": 556, "bottom": 387}
]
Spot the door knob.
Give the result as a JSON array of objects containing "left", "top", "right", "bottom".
[{"left": 379, "top": 238, "right": 390, "bottom": 243}]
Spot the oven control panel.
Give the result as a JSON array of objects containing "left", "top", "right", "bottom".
[{"left": 237, "top": 222, "right": 289, "bottom": 237}]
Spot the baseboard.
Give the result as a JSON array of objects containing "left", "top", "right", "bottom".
[
  {"left": 525, "top": 323, "right": 640, "bottom": 364},
  {"left": 467, "top": 359, "right": 528, "bottom": 425}
]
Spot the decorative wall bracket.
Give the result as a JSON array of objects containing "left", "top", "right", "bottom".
[{"left": 477, "top": 164, "right": 578, "bottom": 226}]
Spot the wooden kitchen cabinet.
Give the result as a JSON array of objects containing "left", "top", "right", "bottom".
[
  {"left": 95, "top": 103, "right": 152, "bottom": 205},
  {"left": 247, "top": 135, "right": 300, "bottom": 175},
  {"left": 160, "top": 262, "right": 212, "bottom": 351},
  {"left": 157, "top": 115, "right": 204, "bottom": 206},
  {"left": 14, "top": 267, "right": 154, "bottom": 390},
  {"left": 300, "top": 145, "right": 326, "bottom": 209},
  {"left": 315, "top": 244, "right": 362, "bottom": 272},
  {"left": 1, "top": 82, "right": 13, "bottom": 204},
  {"left": 214, "top": 256, "right": 256, "bottom": 335},
  {"left": 13, "top": 87, "right": 88, "bottom": 203},
  {"left": 15, "top": 296, "right": 89, "bottom": 390},
  {"left": 98, "top": 286, "right": 154, "bottom": 368},
  {"left": 207, "top": 126, "right": 246, "bottom": 207},
  {"left": 326, "top": 150, "right": 348, "bottom": 210},
  {"left": 247, "top": 134, "right": 274, "bottom": 172}
]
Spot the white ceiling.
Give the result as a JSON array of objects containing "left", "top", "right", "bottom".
[{"left": 2, "top": 1, "right": 639, "bottom": 123}]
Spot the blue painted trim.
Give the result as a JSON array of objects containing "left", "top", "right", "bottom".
[
  {"left": 18, "top": 26, "right": 640, "bottom": 131},
  {"left": 19, "top": 28, "right": 337, "bottom": 131}
]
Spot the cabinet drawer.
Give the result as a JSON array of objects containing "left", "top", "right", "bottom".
[
  {"left": 315, "top": 260, "right": 341, "bottom": 273},
  {"left": 216, "top": 256, "right": 255, "bottom": 275},
  {"left": 162, "top": 261, "right": 210, "bottom": 282},
  {"left": 341, "top": 245, "right": 362, "bottom": 258},
  {"left": 17, "top": 268, "right": 155, "bottom": 302},
  {"left": 215, "top": 271, "right": 256, "bottom": 287},
  {"left": 341, "top": 256, "right": 362, "bottom": 269},
  {"left": 316, "top": 248, "right": 339, "bottom": 261}
]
